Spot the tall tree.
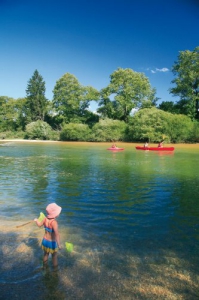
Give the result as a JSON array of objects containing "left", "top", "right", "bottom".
[
  {"left": 0, "top": 96, "right": 16, "bottom": 131},
  {"left": 14, "top": 97, "right": 29, "bottom": 130},
  {"left": 26, "top": 70, "right": 48, "bottom": 121},
  {"left": 98, "top": 68, "right": 156, "bottom": 122},
  {"left": 158, "top": 101, "right": 180, "bottom": 114},
  {"left": 170, "top": 46, "right": 199, "bottom": 120},
  {"left": 52, "top": 73, "right": 99, "bottom": 124}
]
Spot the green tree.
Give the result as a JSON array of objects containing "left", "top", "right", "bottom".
[
  {"left": 167, "top": 114, "right": 193, "bottom": 143},
  {"left": 52, "top": 73, "right": 99, "bottom": 124},
  {"left": 14, "top": 97, "right": 29, "bottom": 130},
  {"left": 91, "top": 118, "right": 127, "bottom": 142},
  {"left": 0, "top": 96, "right": 19, "bottom": 131},
  {"left": 98, "top": 68, "right": 156, "bottom": 122},
  {"left": 127, "top": 108, "right": 169, "bottom": 142},
  {"left": 158, "top": 101, "right": 179, "bottom": 114},
  {"left": 189, "top": 121, "right": 199, "bottom": 142},
  {"left": 97, "top": 87, "right": 116, "bottom": 119},
  {"left": 26, "top": 70, "right": 48, "bottom": 121},
  {"left": 60, "top": 123, "right": 91, "bottom": 141},
  {"left": 170, "top": 46, "right": 199, "bottom": 120},
  {"left": 25, "top": 120, "right": 53, "bottom": 140},
  {"left": 127, "top": 107, "right": 193, "bottom": 143}
]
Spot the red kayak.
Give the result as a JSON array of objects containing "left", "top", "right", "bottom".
[
  {"left": 136, "top": 146, "right": 174, "bottom": 151},
  {"left": 107, "top": 147, "right": 124, "bottom": 151}
]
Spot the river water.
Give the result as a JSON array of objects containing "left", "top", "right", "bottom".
[{"left": 0, "top": 141, "right": 199, "bottom": 299}]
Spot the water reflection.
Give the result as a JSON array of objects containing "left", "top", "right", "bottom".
[{"left": 0, "top": 142, "right": 199, "bottom": 299}]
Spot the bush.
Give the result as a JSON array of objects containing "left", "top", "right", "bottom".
[
  {"left": 188, "top": 121, "right": 199, "bottom": 143},
  {"left": 127, "top": 108, "right": 171, "bottom": 142},
  {"left": 60, "top": 123, "right": 91, "bottom": 141},
  {"left": 167, "top": 114, "right": 193, "bottom": 143},
  {"left": 25, "top": 121, "right": 54, "bottom": 140},
  {"left": 91, "top": 118, "right": 127, "bottom": 142},
  {"left": 0, "top": 131, "right": 26, "bottom": 139},
  {"left": 127, "top": 107, "right": 193, "bottom": 143}
]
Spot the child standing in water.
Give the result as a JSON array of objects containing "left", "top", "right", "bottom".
[{"left": 34, "top": 203, "right": 62, "bottom": 268}]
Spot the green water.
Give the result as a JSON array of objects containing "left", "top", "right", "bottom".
[{"left": 0, "top": 142, "right": 199, "bottom": 299}]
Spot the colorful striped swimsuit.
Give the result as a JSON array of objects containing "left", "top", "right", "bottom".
[{"left": 41, "top": 218, "right": 58, "bottom": 254}]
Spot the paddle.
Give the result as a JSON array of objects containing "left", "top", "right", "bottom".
[{"left": 16, "top": 212, "right": 46, "bottom": 228}]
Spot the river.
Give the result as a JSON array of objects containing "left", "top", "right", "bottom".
[{"left": 0, "top": 141, "right": 199, "bottom": 299}]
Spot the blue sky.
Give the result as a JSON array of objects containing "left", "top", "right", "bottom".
[{"left": 0, "top": 0, "right": 199, "bottom": 111}]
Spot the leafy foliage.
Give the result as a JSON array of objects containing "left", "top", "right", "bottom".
[
  {"left": 127, "top": 108, "right": 169, "bottom": 142},
  {"left": 60, "top": 123, "right": 91, "bottom": 141},
  {"left": 167, "top": 114, "right": 193, "bottom": 143},
  {"left": 91, "top": 118, "right": 127, "bottom": 142},
  {"left": 25, "top": 120, "right": 53, "bottom": 140},
  {"left": 127, "top": 107, "right": 193, "bottom": 143},
  {"left": 0, "top": 96, "right": 16, "bottom": 131},
  {"left": 0, "top": 96, "right": 27, "bottom": 131},
  {"left": 98, "top": 68, "right": 156, "bottom": 122},
  {"left": 1, "top": 64, "right": 199, "bottom": 143},
  {"left": 158, "top": 101, "right": 179, "bottom": 114},
  {"left": 26, "top": 70, "right": 48, "bottom": 121},
  {"left": 170, "top": 46, "right": 199, "bottom": 120},
  {"left": 189, "top": 121, "right": 199, "bottom": 142},
  {"left": 53, "top": 73, "right": 99, "bottom": 124}
]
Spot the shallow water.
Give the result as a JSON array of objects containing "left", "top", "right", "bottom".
[{"left": 0, "top": 141, "right": 199, "bottom": 299}]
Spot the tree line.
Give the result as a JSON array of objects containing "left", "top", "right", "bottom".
[{"left": 0, "top": 46, "right": 199, "bottom": 143}]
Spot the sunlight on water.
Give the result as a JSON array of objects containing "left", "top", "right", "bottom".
[{"left": 0, "top": 142, "right": 199, "bottom": 299}]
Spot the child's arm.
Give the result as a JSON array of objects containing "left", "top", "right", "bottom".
[
  {"left": 34, "top": 218, "right": 45, "bottom": 227},
  {"left": 53, "top": 221, "right": 61, "bottom": 249}
]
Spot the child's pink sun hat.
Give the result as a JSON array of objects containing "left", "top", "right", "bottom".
[{"left": 46, "top": 203, "right": 62, "bottom": 218}]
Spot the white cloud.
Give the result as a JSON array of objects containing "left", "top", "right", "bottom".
[
  {"left": 156, "top": 68, "right": 169, "bottom": 72},
  {"left": 150, "top": 67, "right": 169, "bottom": 74}
]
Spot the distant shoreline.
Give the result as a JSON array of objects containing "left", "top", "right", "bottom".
[
  {"left": 1, "top": 139, "right": 199, "bottom": 150},
  {"left": 0, "top": 139, "right": 58, "bottom": 142}
]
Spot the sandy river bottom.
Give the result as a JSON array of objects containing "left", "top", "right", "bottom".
[{"left": 0, "top": 219, "right": 199, "bottom": 300}]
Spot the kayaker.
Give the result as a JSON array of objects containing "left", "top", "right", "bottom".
[
  {"left": 144, "top": 142, "right": 148, "bottom": 148},
  {"left": 112, "top": 143, "right": 117, "bottom": 148},
  {"left": 158, "top": 141, "right": 163, "bottom": 147}
]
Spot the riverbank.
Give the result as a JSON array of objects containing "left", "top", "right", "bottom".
[
  {"left": 1, "top": 139, "right": 199, "bottom": 151},
  {"left": 1, "top": 139, "right": 199, "bottom": 145},
  {"left": 1, "top": 139, "right": 58, "bottom": 142}
]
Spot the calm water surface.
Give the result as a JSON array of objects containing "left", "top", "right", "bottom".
[{"left": 0, "top": 141, "right": 199, "bottom": 299}]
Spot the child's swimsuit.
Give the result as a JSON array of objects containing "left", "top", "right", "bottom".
[
  {"left": 41, "top": 218, "right": 58, "bottom": 253},
  {"left": 44, "top": 219, "right": 54, "bottom": 233}
]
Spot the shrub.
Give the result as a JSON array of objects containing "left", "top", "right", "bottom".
[
  {"left": 25, "top": 121, "right": 53, "bottom": 140},
  {"left": 127, "top": 108, "right": 171, "bottom": 142},
  {"left": 60, "top": 123, "right": 91, "bottom": 141},
  {"left": 167, "top": 114, "right": 193, "bottom": 143},
  {"left": 91, "top": 118, "right": 127, "bottom": 142},
  {"left": 0, "top": 131, "right": 25, "bottom": 139},
  {"left": 187, "top": 121, "right": 199, "bottom": 143},
  {"left": 127, "top": 107, "right": 193, "bottom": 143}
]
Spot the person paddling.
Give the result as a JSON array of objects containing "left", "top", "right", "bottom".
[{"left": 34, "top": 203, "right": 62, "bottom": 268}]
